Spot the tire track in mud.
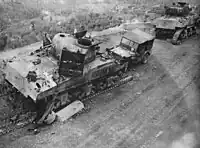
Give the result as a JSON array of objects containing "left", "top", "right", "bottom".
[
  {"left": 132, "top": 42, "right": 200, "bottom": 148},
  {"left": 77, "top": 70, "right": 182, "bottom": 148},
  {"left": 109, "top": 55, "right": 200, "bottom": 148},
  {"left": 136, "top": 78, "right": 200, "bottom": 148},
  {"left": 75, "top": 79, "right": 168, "bottom": 148},
  {"left": 74, "top": 59, "right": 169, "bottom": 148},
  {"left": 153, "top": 41, "right": 196, "bottom": 71},
  {"left": 83, "top": 47, "right": 199, "bottom": 136},
  {"left": 154, "top": 39, "right": 199, "bottom": 88},
  {"left": 109, "top": 78, "right": 189, "bottom": 148},
  {"left": 75, "top": 61, "right": 189, "bottom": 147},
  {"left": 78, "top": 56, "right": 162, "bottom": 124},
  {"left": 124, "top": 47, "right": 200, "bottom": 148},
  {"left": 75, "top": 40, "right": 200, "bottom": 148}
]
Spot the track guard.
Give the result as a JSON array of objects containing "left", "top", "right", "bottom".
[
  {"left": 56, "top": 100, "right": 84, "bottom": 122},
  {"left": 171, "top": 29, "right": 184, "bottom": 45},
  {"left": 43, "top": 111, "right": 57, "bottom": 125}
]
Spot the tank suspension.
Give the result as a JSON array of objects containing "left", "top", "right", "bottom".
[
  {"left": 172, "top": 26, "right": 197, "bottom": 45},
  {"left": 52, "top": 71, "right": 133, "bottom": 112},
  {"left": 82, "top": 75, "right": 133, "bottom": 102}
]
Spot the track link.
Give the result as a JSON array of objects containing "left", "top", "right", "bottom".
[{"left": 82, "top": 75, "right": 133, "bottom": 102}]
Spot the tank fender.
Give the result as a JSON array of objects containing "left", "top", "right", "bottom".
[{"left": 56, "top": 100, "right": 84, "bottom": 122}]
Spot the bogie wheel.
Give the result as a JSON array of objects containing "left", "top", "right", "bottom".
[
  {"left": 141, "top": 53, "right": 150, "bottom": 64},
  {"left": 176, "top": 40, "right": 182, "bottom": 45},
  {"left": 192, "top": 27, "right": 197, "bottom": 35},
  {"left": 171, "top": 38, "right": 181, "bottom": 45}
]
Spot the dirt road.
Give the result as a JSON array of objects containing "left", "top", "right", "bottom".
[{"left": 0, "top": 32, "right": 199, "bottom": 148}]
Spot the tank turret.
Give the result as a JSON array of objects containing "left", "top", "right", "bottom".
[
  {"left": 51, "top": 33, "right": 75, "bottom": 60},
  {"left": 164, "top": 2, "right": 191, "bottom": 16},
  {"left": 51, "top": 32, "right": 101, "bottom": 77}
]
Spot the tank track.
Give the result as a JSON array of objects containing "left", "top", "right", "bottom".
[
  {"left": 82, "top": 75, "right": 133, "bottom": 102},
  {"left": 51, "top": 72, "right": 134, "bottom": 116},
  {"left": 171, "top": 26, "right": 197, "bottom": 45},
  {"left": 155, "top": 26, "right": 197, "bottom": 45}
]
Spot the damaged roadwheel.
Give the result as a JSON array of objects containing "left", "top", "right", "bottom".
[{"left": 43, "top": 111, "right": 57, "bottom": 125}]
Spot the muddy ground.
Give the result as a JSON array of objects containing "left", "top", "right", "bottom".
[{"left": 0, "top": 0, "right": 200, "bottom": 148}]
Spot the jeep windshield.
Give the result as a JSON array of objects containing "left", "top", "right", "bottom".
[
  {"left": 120, "top": 37, "right": 138, "bottom": 51},
  {"left": 120, "top": 37, "right": 132, "bottom": 50}
]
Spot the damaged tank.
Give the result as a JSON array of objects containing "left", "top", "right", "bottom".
[
  {"left": 153, "top": 2, "right": 199, "bottom": 45},
  {"left": 0, "top": 29, "right": 155, "bottom": 125}
]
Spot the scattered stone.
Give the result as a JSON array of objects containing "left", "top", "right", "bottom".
[
  {"left": 17, "top": 122, "right": 27, "bottom": 127},
  {"left": 10, "top": 114, "right": 19, "bottom": 122},
  {"left": 155, "top": 131, "right": 163, "bottom": 138},
  {"left": 166, "top": 39, "right": 171, "bottom": 42},
  {"left": 0, "top": 129, "right": 4, "bottom": 134},
  {"left": 136, "top": 91, "right": 142, "bottom": 95},
  {"left": 182, "top": 52, "right": 187, "bottom": 56},
  {"left": 134, "top": 72, "right": 140, "bottom": 78},
  {"left": 152, "top": 66, "right": 157, "bottom": 71},
  {"left": 33, "top": 129, "right": 40, "bottom": 135}
]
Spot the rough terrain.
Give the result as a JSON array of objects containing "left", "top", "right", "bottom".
[{"left": 0, "top": 0, "right": 200, "bottom": 148}]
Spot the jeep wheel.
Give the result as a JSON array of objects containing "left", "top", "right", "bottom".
[{"left": 141, "top": 53, "right": 149, "bottom": 64}]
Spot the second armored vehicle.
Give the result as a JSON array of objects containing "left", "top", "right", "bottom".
[{"left": 153, "top": 2, "right": 199, "bottom": 45}]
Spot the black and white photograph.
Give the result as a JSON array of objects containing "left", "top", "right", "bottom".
[{"left": 0, "top": 0, "right": 200, "bottom": 148}]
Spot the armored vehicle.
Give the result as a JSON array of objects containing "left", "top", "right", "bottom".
[
  {"left": 153, "top": 2, "right": 199, "bottom": 45},
  {"left": 0, "top": 29, "right": 155, "bottom": 124}
]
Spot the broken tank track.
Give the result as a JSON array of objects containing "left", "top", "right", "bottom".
[
  {"left": 171, "top": 26, "right": 197, "bottom": 45},
  {"left": 155, "top": 26, "right": 197, "bottom": 45}
]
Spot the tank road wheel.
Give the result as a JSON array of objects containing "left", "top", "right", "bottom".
[
  {"left": 77, "top": 91, "right": 86, "bottom": 100},
  {"left": 187, "top": 28, "right": 193, "bottom": 37},
  {"left": 155, "top": 29, "right": 161, "bottom": 38},
  {"left": 95, "top": 79, "right": 108, "bottom": 91},
  {"left": 192, "top": 27, "right": 197, "bottom": 35},
  {"left": 107, "top": 77, "right": 115, "bottom": 87},
  {"left": 141, "top": 52, "right": 150, "bottom": 64},
  {"left": 99, "top": 81, "right": 107, "bottom": 90},
  {"left": 177, "top": 29, "right": 188, "bottom": 44}
]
